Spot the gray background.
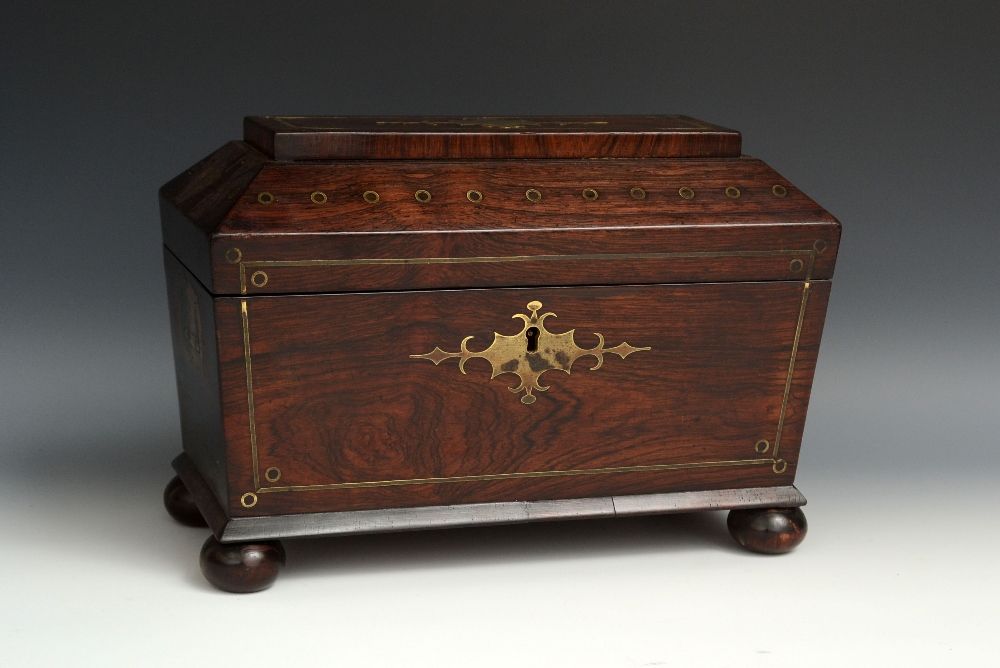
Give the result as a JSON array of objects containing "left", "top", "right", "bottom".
[{"left": 1, "top": 2, "right": 997, "bottom": 665}]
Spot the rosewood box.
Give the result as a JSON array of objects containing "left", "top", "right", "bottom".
[{"left": 160, "top": 116, "right": 840, "bottom": 592}]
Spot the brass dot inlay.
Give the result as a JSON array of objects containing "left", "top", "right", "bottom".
[
  {"left": 414, "top": 189, "right": 432, "bottom": 204},
  {"left": 772, "top": 184, "right": 788, "bottom": 197},
  {"left": 250, "top": 271, "right": 268, "bottom": 287},
  {"left": 225, "top": 248, "right": 242, "bottom": 264},
  {"left": 755, "top": 439, "right": 770, "bottom": 454},
  {"left": 814, "top": 239, "right": 827, "bottom": 253},
  {"left": 240, "top": 492, "right": 258, "bottom": 508},
  {"left": 773, "top": 459, "right": 788, "bottom": 474},
  {"left": 789, "top": 258, "right": 804, "bottom": 273},
  {"left": 467, "top": 189, "right": 483, "bottom": 203},
  {"left": 257, "top": 192, "right": 274, "bottom": 205},
  {"left": 678, "top": 187, "right": 695, "bottom": 200},
  {"left": 363, "top": 190, "right": 380, "bottom": 204},
  {"left": 310, "top": 191, "right": 328, "bottom": 204},
  {"left": 725, "top": 186, "right": 741, "bottom": 199},
  {"left": 525, "top": 188, "right": 542, "bottom": 202},
  {"left": 582, "top": 188, "right": 599, "bottom": 201},
  {"left": 264, "top": 467, "right": 281, "bottom": 483},
  {"left": 629, "top": 187, "right": 646, "bottom": 200}
]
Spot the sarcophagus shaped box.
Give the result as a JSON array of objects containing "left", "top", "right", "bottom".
[{"left": 160, "top": 116, "right": 839, "bottom": 591}]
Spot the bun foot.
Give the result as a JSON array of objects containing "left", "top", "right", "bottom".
[
  {"left": 199, "top": 536, "right": 286, "bottom": 593},
  {"left": 727, "top": 507, "right": 807, "bottom": 554},
  {"left": 163, "top": 475, "right": 208, "bottom": 527}
]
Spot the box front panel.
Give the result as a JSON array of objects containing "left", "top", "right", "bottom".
[{"left": 217, "top": 281, "right": 828, "bottom": 516}]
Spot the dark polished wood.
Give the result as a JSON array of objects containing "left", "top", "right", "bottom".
[
  {"left": 214, "top": 281, "right": 828, "bottom": 516},
  {"left": 160, "top": 116, "right": 837, "bottom": 581},
  {"left": 161, "top": 154, "right": 840, "bottom": 296},
  {"left": 727, "top": 507, "right": 808, "bottom": 554},
  {"left": 244, "top": 115, "right": 741, "bottom": 160},
  {"left": 163, "top": 475, "right": 208, "bottom": 528},
  {"left": 199, "top": 536, "right": 285, "bottom": 593},
  {"left": 164, "top": 249, "right": 229, "bottom": 507}
]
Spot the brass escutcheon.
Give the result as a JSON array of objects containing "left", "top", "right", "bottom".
[
  {"left": 363, "top": 190, "right": 380, "bottom": 203},
  {"left": 678, "top": 187, "right": 695, "bottom": 200},
  {"left": 467, "top": 189, "right": 483, "bottom": 203},
  {"left": 310, "top": 191, "right": 328, "bottom": 204},
  {"left": 264, "top": 467, "right": 281, "bottom": 483},
  {"left": 411, "top": 300, "right": 650, "bottom": 405},
  {"left": 629, "top": 187, "right": 646, "bottom": 200},
  {"left": 414, "top": 189, "right": 432, "bottom": 203},
  {"left": 725, "top": 186, "right": 741, "bottom": 199},
  {"left": 251, "top": 271, "right": 268, "bottom": 287},
  {"left": 772, "top": 184, "right": 788, "bottom": 197},
  {"left": 755, "top": 439, "right": 770, "bottom": 454},
  {"left": 240, "top": 492, "right": 258, "bottom": 508},
  {"left": 525, "top": 188, "right": 542, "bottom": 202},
  {"left": 257, "top": 192, "right": 274, "bottom": 205},
  {"left": 225, "top": 247, "right": 242, "bottom": 264},
  {"left": 813, "top": 239, "right": 827, "bottom": 253},
  {"left": 582, "top": 188, "right": 599, "bottom": 201},
  {"left": 772, "top": 459, "right": 788, "bottom": 474},
  {"left": 789, "top": 258, "right": 804, "bottom": 273}
]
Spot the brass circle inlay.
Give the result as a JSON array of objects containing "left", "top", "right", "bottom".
[
  {"left": 630, "top": 187, "right": 646, "bottom": 200},
  {"left": 773, "top": 459, "right": 788, "bottom": 474},
  {"left": 525, "top": 188, "right": 542, "bottom": 202},
  {"left": 240, "top": 492, "right": 258, "bottom": 508},
  {"left": 755, "top": 439, "right": 770, "bottom": 454},
  {"left": 310, "top": 191, "right": 328, "bottom": 204},
  {"left": 521, "top": 394, "right": 537, "bottom": 404},
  {"left": 250, "top": 271, "right": 268, "bottom": 287},
  {"left": 772, "top": 184, "right": 788, "bottom": 197},
  {"left": 725, "top": 186, "right": 741, "bottom": 199},
  {"left": 814, "top": 239, "right": 828, "bottom": 253},
  {"left": 225, "top": 248, "right": 242, "bottom": 264},
  {"left": 264, "top": 467, "right": 281, "bottom": 483},
  {"left": 414, "top": 189, "right": 432, "bottom": 204},
  {"left": 467, "top": 189, "right": 483, "bottom": 203},
  {"left": 678, "top": 187, "right": 695, "bottom": 200},
  {"left": 790, "top": 258, "right": 804, "bottom": 273},
  {"left": 526, "top": 300, "right": 543, "bottom": 311},
  {"left": 582, "top": 188, "right": 599, "bottom": 201},
  {"left": 257, "top": 192, "right": 274, "bottom": 205},
  {"left": 363, "top": 190, "right": 380, "bottom": 203}
]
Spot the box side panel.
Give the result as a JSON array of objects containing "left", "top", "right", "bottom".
[
  {"left": 164, "top": 248, "right": 228, "bottom": 508},
  {"left": 215, "top": 281, "right": 828, "bottom": 517}
]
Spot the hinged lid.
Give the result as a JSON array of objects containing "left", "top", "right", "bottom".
[
  {"left": 160, "top": 116, "right": 839, "bottom": 297},
  {"left": 244, "top": 115, "right": 742, "bottom": 161}
]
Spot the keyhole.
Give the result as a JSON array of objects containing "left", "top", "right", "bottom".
[{"left": 526, "top": 327, "right": 540, "bottom": 352}]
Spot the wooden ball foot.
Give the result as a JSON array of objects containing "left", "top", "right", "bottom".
[
  {"left": 727, "top": 507, "right": 807, "bottom": 554},
  {"left": 163, "top": 475, "right": 208, "bottom": 527},
  {"left": 199, "top": 536, "right": 286, "bottom": 593}
]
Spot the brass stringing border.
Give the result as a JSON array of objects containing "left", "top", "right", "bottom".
[
  {"left": 238, "top": 249, "right": 816, "bottom": 496},
  {"left": 237, "top": 249, "right": 813, "bottom": 295}
]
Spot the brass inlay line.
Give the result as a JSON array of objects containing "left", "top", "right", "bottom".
[
  {"left": 772, "top": 280, "right": 811, "bottom": 461},
  {"left": 236, "top": 249, "right": 816, "bottom": 294},
  {"left": 241, "top": 300, "right": 260, "bottom": 491},
  {"left": 256, "top": 458, "right": 776, "bottom": 493}
]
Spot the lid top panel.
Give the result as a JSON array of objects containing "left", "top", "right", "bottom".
[{"left": 244, "top": 115, "right": 741, "bottom": 161}]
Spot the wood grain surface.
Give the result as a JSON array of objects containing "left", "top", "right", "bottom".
[
  {"left": 200, "top": 158, "right": 839, "bottom": 295},
  {"left": 244, "top": 115, "right": 741, "bottom": 160},
  {"left": 214, "top": 282, "right": 829, "bottom": 517}
]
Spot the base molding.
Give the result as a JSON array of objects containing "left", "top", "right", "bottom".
[{"left": 173, "top": 453, "right": 806, "bottom": 543}]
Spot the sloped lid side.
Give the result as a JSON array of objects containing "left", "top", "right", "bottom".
[{"left": 244, "top": 115, "right": 742, "bottom": 161}]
